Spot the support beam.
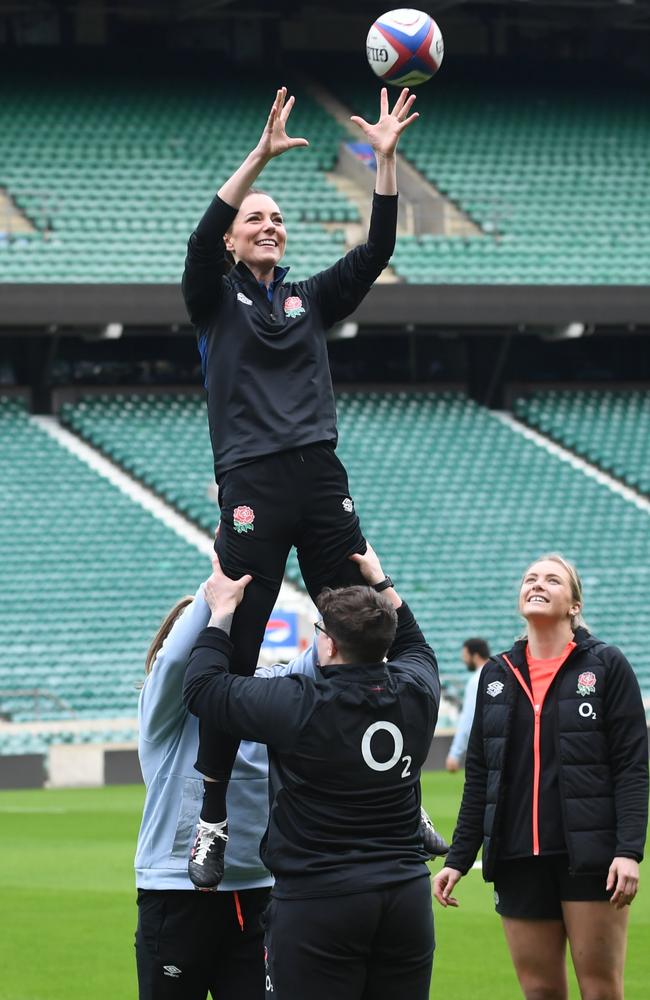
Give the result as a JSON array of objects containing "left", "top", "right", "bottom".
[{"left": 2, "top": 282, "right": 650, "bottom": 328}]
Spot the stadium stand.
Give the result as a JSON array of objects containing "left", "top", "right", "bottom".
[
  {"left": 0, "top": 74, "right": 354, "bottom": 283},
  {"left": 0, "top": 726, "right": 138, "bottom": 758},
  {"left": 514, "top": 389, "right": 650, "bottom": 495},
  {"left": 0, "top": 395, "right": 206, "bottom": 726},
  {"left": 61, "top": 394, "right": 216, "bottom": 529},
  {"left": 3, "top": 70, "right": 650, "bottom": 286},
  {"left": 61, "top": 391, "right": 650, "bottom": 703},
  {"left": 341, "top": 78, "right": 650, "bottom": 284}
]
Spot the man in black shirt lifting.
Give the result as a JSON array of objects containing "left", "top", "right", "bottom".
[{"left": 184, "top": 543, "right": 440, "bottom": 1000}]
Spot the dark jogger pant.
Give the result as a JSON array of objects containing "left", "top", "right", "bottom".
[
  {"left": 263, "top": 876, "right": 435, "bottom": 1000},
  {"left": 135, "top": 887, "right": 270, "bottom": 1000},
  {"left": 196, "top": 443, "right": 366, "bottom": 780}
]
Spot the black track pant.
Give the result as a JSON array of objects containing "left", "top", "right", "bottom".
[
  {"left": 196, "top": 443, "right": 366, "bottom": 780},
  {"left": 135, "top": 887, "right": 270, "bottom": 1000},
  {"left": 263, "top": 876, "right": 434, "bottom": 1000}
]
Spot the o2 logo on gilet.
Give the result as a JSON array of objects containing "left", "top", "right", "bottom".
[
  {"left": 361, "top": 721, "right": 411, "bottom": 778},
  {"left": 264, "top": 946, "right": 274, "bottom": 994}
]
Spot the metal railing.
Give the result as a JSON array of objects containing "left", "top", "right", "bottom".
[{"left": 0, "top": 689, "right": 76, "bottom": 721}]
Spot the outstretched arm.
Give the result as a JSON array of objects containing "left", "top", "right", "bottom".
[
  {"left": 182, "top": 87, "right": 308, "bottom": 326},
  {"left": 351, "top": 543, "right": 439, "bottom": 701},
  {"left": 182, "top": 555, "right": 312, "bottom": 748},
  {"left": 306, "top": 88, "right": 418, "bottom": 328},
  {"left": 184, "top": 628, "right": 314, "bottom": 748},
  {"left": 218, "top": 86, "right": 308, "bottom": 209},
  {"left": 350, "top": 86, "right": 418, "bottom": 195},
  {"left": 350, "top": 541, "right": 401, "bottom": 608}
]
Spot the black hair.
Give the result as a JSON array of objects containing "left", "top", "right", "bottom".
[
  {"left": 462, "top": 637, "right": 491, "bottom": 660},
  {"left": 221, "top": 248, "right": 236, "bottom": 274}
]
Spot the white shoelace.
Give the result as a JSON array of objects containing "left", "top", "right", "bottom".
[{"left": 192, "top": 822, "right": 228, "bottom": 866}]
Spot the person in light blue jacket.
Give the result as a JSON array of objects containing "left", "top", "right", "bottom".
[
  {"left": 445, "top": 637, "right": 490, "bottom": 772},
  {"left": 135, "top": 580, "right": 316, "bottom": 1000}
]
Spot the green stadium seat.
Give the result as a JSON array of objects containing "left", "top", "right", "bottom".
[
  {"left": 59, "top": 391, "right": 650, "bottom": 708},
  {"left": 0, "top": 395, "right": 208, "bottom": 735},
  {"left": 0, "top": 76, "right": 356, "bottom": 283},
  {"left": 4, "top": 72, "right": 650, "bottom": 284},
  {"left": 335, "top": 77, "right": 650, "bottom": 285},
  {"left": 515, "top": 390, "right": 650, "bottom": 495}
]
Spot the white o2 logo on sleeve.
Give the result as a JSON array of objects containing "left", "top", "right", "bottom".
[{"left": 361, "top": 721, "right": 411, "bottom": 778}]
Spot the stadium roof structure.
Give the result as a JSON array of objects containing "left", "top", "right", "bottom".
[
  {"left": 2, "top": 0, "right": 650, "bottom": 22},
  {"left": 2, "top": 283, "right": 650, "bottom": 332}
]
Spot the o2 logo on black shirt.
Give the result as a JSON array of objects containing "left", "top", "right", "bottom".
[{"left": 361, "top": 721, "right": 412, "bottom": 778}]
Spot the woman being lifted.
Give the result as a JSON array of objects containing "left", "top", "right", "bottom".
[{"left": 181, "top": 85, "right": 440, "bottom": 890}]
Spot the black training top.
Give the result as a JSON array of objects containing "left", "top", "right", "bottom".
[
  {"left": 181, "top": 192, "right": 398, "bottom": 479},
  {"left": 183, "top": 601, "right": 440, "bottom": 899}
]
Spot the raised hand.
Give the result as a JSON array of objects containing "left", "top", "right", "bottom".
[
  {"left": 256, "top": 86, "right": 309, "bottom": 161},
  {"left": 216, "top": 87, "right": 309, "bottom": 210},
  {"left": 350, "top": 87, "right": 419, "bottom": 158}
]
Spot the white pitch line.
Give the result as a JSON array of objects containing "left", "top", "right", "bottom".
[
  {"left": 491, "top": 412, "right": 650, "bottom": 515},
  {"left": 31, "top": 416, "right": 311, "bottom": 611},
  {"left": 0, "top": 806, "right": 68, "bottom": 814},
  {"left": 1, "top": 717, "right": 138, "bottom": 734}
]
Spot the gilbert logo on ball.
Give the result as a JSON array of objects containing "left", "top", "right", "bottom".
[{"left": 366, "top": 9, "right": 444, "bottom": 87}]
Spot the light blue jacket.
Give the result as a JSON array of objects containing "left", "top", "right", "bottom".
[
  {"left": 135, "top": 585, "right": 318, "bottom": 891},
  {"left": 448, "top": 667, "right": 482, "bottom": 764}
]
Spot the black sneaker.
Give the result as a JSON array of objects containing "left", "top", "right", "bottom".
[
  {"left": 188, "top": 820, "right": 228, "bottom": 891},
  {"left": 420, "top": 807, "right": 449, "bottom": 858}
]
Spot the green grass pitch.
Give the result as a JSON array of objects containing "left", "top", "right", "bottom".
[{"left": 0, "top": 773, "right": 647, "bottom": 999}]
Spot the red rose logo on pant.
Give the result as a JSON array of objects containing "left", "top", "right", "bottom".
[
  {"left": 233, "top": 505, "right": 255, "bottom": 534},
  {"left": 284, "top": 296, "right": 305, "bottom": 318}
]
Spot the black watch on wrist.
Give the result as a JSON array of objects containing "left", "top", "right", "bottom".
[{"left": 373, "top": 576, "right": 394, "bottom": 593}]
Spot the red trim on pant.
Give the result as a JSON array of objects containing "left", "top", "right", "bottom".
[{"left": 234, "top": 890, "right": 244, "bottom": 931}]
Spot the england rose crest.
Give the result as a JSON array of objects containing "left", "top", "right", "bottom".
[
  {"left": 577, "top": 670, "right": 596, "bottom": 696},
  {"left": 284, "top": 295, "right": 305, "bottom": 318},
  {"left": 233, "top": 505, "right": 255, "bottom": 534}
]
